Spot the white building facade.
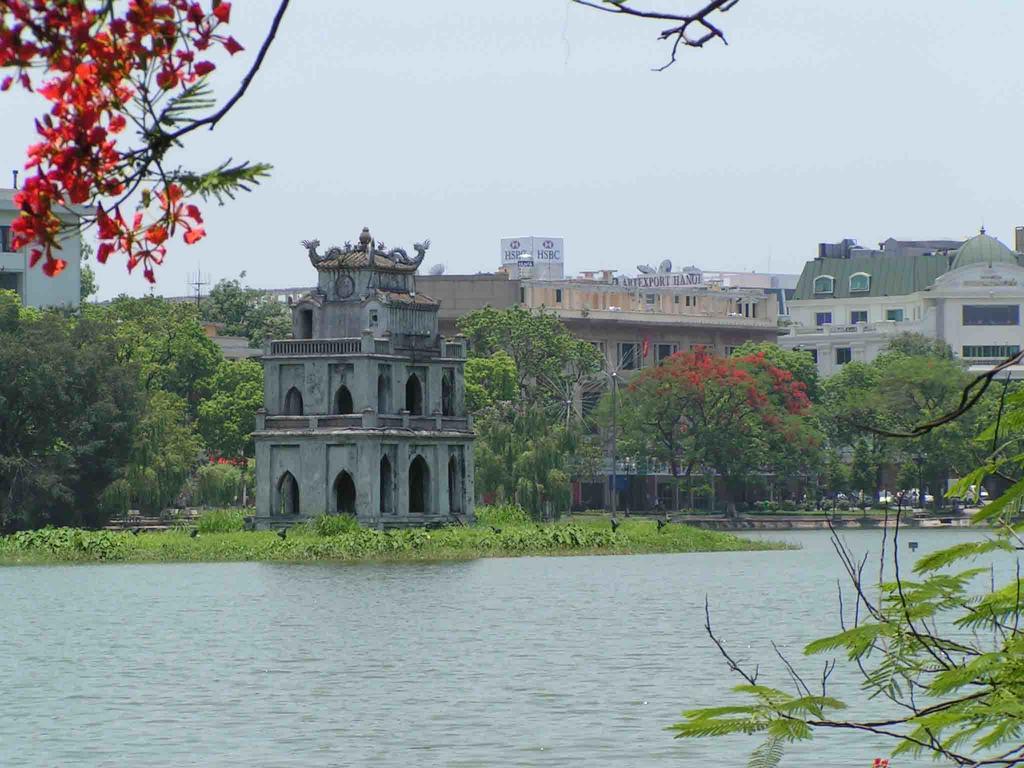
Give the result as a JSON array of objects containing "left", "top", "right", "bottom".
[
  {"left": 781, "top": 231, "right": 1024, "bottom": 375},
  {"left": 0, "top": 188, "right": 82, "bottom": 308}
]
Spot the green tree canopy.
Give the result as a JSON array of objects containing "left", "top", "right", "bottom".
[
  {"left": 617, "top": 348, "right": 819, "bottom": 513},
  {"left": 201, "top": 278, "right": 291, "bottom": 344},
  {"left": 464, "top": 351, "right": 518, "bottom": 412},
  {"left": 458, "top": 307, "right": 602, "bottom": 518},
  {"left": 730, "top": 341, "right": 820, "bottom": 401},
  {"left": 0, "top": 306, "right": 143, "bottom": 530},
  {"left": 98, "top": 296, "right": 222, "bottom": 417},
  {"left": 197, "top": 359, "right": 264, "bottom": 458}
]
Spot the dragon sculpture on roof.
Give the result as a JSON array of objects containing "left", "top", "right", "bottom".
[{"left": 301, "top": 230, "right": 430, "bottom": 269}]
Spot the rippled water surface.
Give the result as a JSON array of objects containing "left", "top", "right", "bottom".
[{"left": 0, "top": 529, "right": 1002, "bottom": 767}]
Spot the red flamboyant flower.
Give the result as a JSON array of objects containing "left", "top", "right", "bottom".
[{"left": 1, "top": 1, "right": 244, "bottom": 280}]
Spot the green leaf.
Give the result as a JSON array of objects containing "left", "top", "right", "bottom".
[
  {"left": 804, "top": 622, "right": 884, "bottom": 658},
  {"left": 747, "top": 736, "right": 784, "bottom": 768},
  {"left": 914, "top": 538, "right": 1013, "bottom": 573},
  {"left": 972, "top": 476, "right": 1024, "bottom": 524}
]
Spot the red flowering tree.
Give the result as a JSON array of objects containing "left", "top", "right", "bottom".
[
  {"left": 616, "top": 348, "right": 818, "bottom": 514},
  {"left": 0, "top": 0, "right": 289, "bottom": 280}
]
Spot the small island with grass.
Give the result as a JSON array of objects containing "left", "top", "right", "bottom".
[{"left": 0, "top": 505, "right": 787, "bottom": 565}]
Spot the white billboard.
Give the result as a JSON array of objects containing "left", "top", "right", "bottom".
[{"left": 500, "top": 237, "right": 564, "bottom": 280}]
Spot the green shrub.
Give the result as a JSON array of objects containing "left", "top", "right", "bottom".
[
  {"left": 196, "top": 508, "right": 246, "bottom": 533},
  {"left": 10, "top": 527, "right": 131, "bottom": 560},
  {"left": 311, "top": 513, "right": 361, "bottom": 536},
  {"left": 475, "top": 503, "right": 531, "bottom": 527},
  {"left": 194, "top": 463, "right": 243, "bottom": 507}
]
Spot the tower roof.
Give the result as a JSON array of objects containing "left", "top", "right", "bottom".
[
  {"left": 300, "top": 228, "right": 431, "bottom": 273},
  {"left": 951, "top": 230, "right": 1019, "bottom": 270}
]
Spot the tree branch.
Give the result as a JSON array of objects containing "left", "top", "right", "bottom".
[{"left": 571, "top": 0, "right": 738, "bottom": 70}]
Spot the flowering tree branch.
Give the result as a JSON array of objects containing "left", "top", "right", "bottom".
[
  {"left": 0, "top": 0, "right": 290, "bottom": 281},
  {"left": 571, "top": 0, "right": 739, "bottom": 70}
]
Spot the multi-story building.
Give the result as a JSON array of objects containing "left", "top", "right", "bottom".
[
  {"left": 781, "top": 230, "right": 1024, "bottom": 376},
  {"left": 419, "top": 268, "right": 780, "bottom": 371},
  {"left": 419, "top": 266, "right": 783, "bottom": 513},
  {"left": 0, "top": 188, "right": 83, "bottom": 308}
]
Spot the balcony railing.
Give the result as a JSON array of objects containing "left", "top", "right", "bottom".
[
  {"left": 269, "top": 338, "right": 362, "bottom": 356},
  {"left": 783, "top": 320, "right": 921, "bottom": 337}
]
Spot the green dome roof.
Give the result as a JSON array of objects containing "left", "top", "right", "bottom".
[{"left": 951, "top": 231, "right": 1019, "bottom": 270}]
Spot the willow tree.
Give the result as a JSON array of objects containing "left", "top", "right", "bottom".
[{"left": 460, "top": 307, "right": 602, "bottom": 518}]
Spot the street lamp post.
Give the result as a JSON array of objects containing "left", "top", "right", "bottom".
[
  {"left": 608, "top": 370, "right": 619, "bottom": 517},
  {"left": 915, "top": 453, "right": 926, "bottom": 512}
]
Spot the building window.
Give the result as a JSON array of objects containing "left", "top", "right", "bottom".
[
  {"left": 962, "top": 345, "right": 1021, "bottom": 358},
  {"left": 807, "top": 349, "right": 818, "bottom": 364},
  {"left": 815, "top": 312, "right": 832, "bottom": 326},
  {"left": 673, "top": 295, "right": 680, "bottom": 304},
  {"left": 723, "top": 346, "right": 737, "bottom": 356},
  {"left": 849, "top": 272, "right": 871, "bottom": 292},
  {"left": 645, "top": 293, "right": 656, "bottom": 305},
  {"left": 835, "top": 347, "right": 852, "bottom": 365},
  {"left": 656, "top": 343, "right": 677, "bottom": 363},
  {"left": 618, "top": 342, "right": 640, "bottom": 370},
  {"left": 555, "top": 288, "right": 563, "bottom": 304},
  {"left": 0, "top": 225, "right": 11, "bottom": 253},
  {"left": 813, "top": 275, "right": 835, "bottom": 294},
  {"left": 519, "top": 287, "right": 525, "bottom": 304},
  {"left": 963, "top": 305, "right": 1020, "bottom": 326},
  {"left": 368, "top": 310, "right": 379, "bottom": 328},
  {"left": 886, "top": 308, "right": 904, "bottom": 322},
  {"left": 850, "top": 310, "right": 868, "bottom": 324},
  {"left": 0, "top": 272, "right": 19, "bottom": 297}
]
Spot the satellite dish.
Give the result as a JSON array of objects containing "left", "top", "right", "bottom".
[
  {"left": 428, "top": 263, "right": 446, "bottom": 276},
  {"left": 659, "top": 259, "right": 672, "bottom": 273},
  {"left": 636, "top": 264, "right": 655, "bottom": 274}
]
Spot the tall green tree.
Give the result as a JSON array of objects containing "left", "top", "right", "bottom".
[
  {"left": 459, "top": 307, "right": 602, "bottom": 517},
  {"left": 0, "top": 300, "right": 143, "bottom": 530},
  {"left": 197, "top": 359, "right": 264, "bottom": 458},
  {"left": 123, "top": 391, "right": 203, "bottom": 514},
  {"left": 100, "top": 296, "right": 222, "bottom": 417}
]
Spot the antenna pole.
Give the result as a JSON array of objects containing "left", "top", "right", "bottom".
[{"left": 186, "top": 267, "right": 211, "bottom": 309}]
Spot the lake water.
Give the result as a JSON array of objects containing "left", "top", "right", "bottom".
[{"left": 0, "top": 529, "right": 1006, "bottom": 767}]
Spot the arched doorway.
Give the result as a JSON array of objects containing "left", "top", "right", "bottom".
[
  {"left": 333, "top": 471, "right": 356, "bottom": 515},
  {"left": 405, "top": 374, "right": 423, "bottom": 415},
  {"left": 283, "top": 386, "right": 303, "bottom": 416},
  {"left": 379, "top": 455, "right": 393, "bottom": 515},
  {"left": 409, "top": 455, "right": 430, "bottom": 514},
  {"left": 276, "top": 471, "right": 299, "bottom": 516},
  {"left": 333, "top": 385, "right": 353, "bottom": 414},
  {"left": 448, "top": 455, "right": 461, "bottom": 514}
]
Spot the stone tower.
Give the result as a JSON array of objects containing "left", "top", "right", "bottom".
[{"left": 253, "top": 228, "right": 475, "bottom": 529}]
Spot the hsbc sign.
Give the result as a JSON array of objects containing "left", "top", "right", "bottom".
[{"left": 500, "top": 237, "right": 564, "bottom": 264}]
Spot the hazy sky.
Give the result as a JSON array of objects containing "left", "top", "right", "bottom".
[{"left": 3, "top": 0, "right": 1022, "bottom": 299}]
